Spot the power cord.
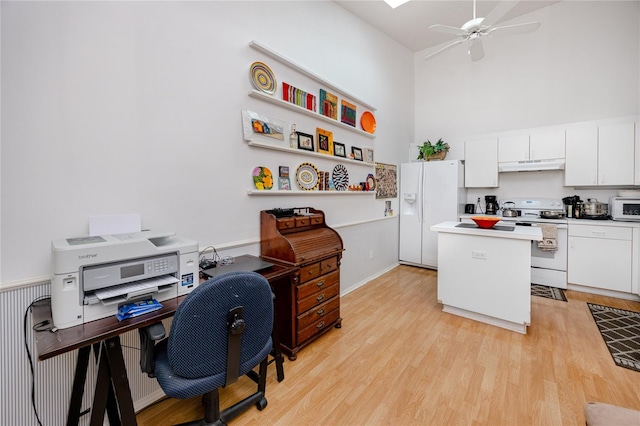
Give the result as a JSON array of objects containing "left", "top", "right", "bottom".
[
  {"left": 199, "top": 245, "right": 220, "bottom": 270},
  {"left": 24, "top": 295, "right": 52, "bottom": 426}
]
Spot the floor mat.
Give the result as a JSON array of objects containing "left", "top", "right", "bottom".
[
  {"left": 587, "top": 303, "right": 640, "bottom": 373},
  {"left": 531, "top": 284, "right": 567, "bottom": 302}
]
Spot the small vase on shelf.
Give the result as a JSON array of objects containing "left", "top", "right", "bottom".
[{"left": 289, "top": 124, "right": 297, "bottom": 149}]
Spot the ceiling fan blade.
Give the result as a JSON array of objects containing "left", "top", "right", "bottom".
[
  {"left": 481, "top": 0, "right": 519, "bottom": 28},
  {"left": 468, "top": 37, "right": 484, "bottom": 62},
  {"left": 423, "top": 39, "right": 465, "bottom": 61},
  {"left": 487, "top": 22, "right": 541, "bottom": 36},
  {"left": 428, "top": 24, "right": 467, "bottom": 36}
]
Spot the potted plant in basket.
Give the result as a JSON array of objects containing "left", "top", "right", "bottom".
[{"left": 417, "top": 138, "right": 450, "bottom": 161}]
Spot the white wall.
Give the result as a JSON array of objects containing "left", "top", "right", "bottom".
[
  {"left": 1, "top": 1, "right": 414, "bottom": 288},
  {"left": 0, "top": 2, "right": 412, "bottom": 424},
  {"left": 413, "top": 1, "right": 640, "bottom": 201}
]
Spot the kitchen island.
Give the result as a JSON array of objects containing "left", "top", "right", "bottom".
[{"left": 430, "top": 221, "right": 542, "bottom": 334}]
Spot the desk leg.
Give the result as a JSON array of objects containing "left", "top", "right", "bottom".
[
  {"left": 89, "top": 337, "right": 137, "bottom": 426},
  {"left": 90, "top": 342, "right": 116, "bottom": 426},
  {"left": 104, "top": 336, "right": 137, "bottom": 426},
  {"left": 67, "top": 346, "right": 91, "bottom": 426}
]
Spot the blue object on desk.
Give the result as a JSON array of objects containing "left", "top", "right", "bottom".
[{"left": 116, "top": 299, "right": 163, "bottom": 321}]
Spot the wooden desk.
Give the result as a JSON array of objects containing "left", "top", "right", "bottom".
[{"left": 32, "top": 255, "right": 297, "bottom": 426}]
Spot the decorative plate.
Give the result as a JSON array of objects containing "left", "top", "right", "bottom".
[
  {"left": 366, "top": 173, "right": 376, "bottom": 191},
  {"left": 252, "top": 166, "right": 273, "bottom": 190},
  {"left": 332, "top": 165, "right": 349, "bottom": 191},
  {"left": 361, "top": 111, "right": 376, "bottom": 134},
  {"left": 250, "top": 62, "right": 276, "bottom": 94},
  {"left": 296, "top": 162, "right": 319, "bottom": 191}
]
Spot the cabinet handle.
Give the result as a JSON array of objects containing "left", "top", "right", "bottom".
[
  {"left": 316, "top": 294, "right": 325, "bottom": 302},
  {"left": 591, "top": 231, "right": 606, "bottom": 236},
  {"left": 316, "top": 280, "right": 325, "bottom": 288},
  {"left": 316, "top": 308, "right": 325, "bottom": 316},
  {"left": 316, "top": 321, "right": 325, "bottom": 329}
]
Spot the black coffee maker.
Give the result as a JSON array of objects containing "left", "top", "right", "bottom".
[{"left": 485, "top": 195, "right": 499, "bottom": 215}]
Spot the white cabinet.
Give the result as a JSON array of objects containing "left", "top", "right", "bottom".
[
  {"left": 565, "top": 126, "right": 599, "bottom": 186},
  {"left": 498, "top": 135, "right": 529, "bottom": 162},
  {"left": 530, "top": 131, "right": 566, "bottom": 160},
  {"left": 568, "top": 223, "right": 633, "bottom": 293},
  {"left": 465, "top": 138, "right": 498, "bottom": 188},
  {"left": 565, "top": 122, "right": 635, "bottom": 186},
  {"left": 499, "top": 131, "right": 565, "bottom": 162},
  {"left": 598, "top": 122, "right": 635, "bottom": 185}
]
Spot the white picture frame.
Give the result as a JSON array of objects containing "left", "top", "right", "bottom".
[{"left": 363, "top": 147, "right": 374, "bottom": 164}]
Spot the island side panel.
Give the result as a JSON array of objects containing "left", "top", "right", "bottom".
[{"left": 436, "top": 232, "right": 532, "bottom": 326}]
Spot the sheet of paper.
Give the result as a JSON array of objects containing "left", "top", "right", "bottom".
[{"left": 89, "top": 214, "right": 141, "bottom": 236}]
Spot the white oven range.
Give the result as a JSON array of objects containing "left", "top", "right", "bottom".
[{"left": 497, "top": 198, "right": 568, "bottom": 289}]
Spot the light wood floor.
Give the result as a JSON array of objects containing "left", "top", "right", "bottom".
[{"left": 137, "top": 265, "right": 640, "bottom": 425}]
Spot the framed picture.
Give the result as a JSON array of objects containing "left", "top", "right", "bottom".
[
  {"left": 363, "top": 147, "right": 374, "bottom": 164},
  {"left": 316, "top": 128, "right": 334, "bottom": 155},
  {"left": 333, "top": 142, "right": 346, "bottom": 158},
  {"left": 278, "top": 176, "right": 291, "bottom": 190},
  {"left": 279, "top": 166, "right": 289, "bottom": 177},
  {"left": 352, "top": 146, "right": 363, "bottom": 161},
  {"left": 241, "top": 110, "right": 286, "bottom": 142},
  {"left": 297, "top": 132, "right": 314, "bottom": 151}
]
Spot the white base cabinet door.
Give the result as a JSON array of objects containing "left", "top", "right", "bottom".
[{"left": 568, "top": 224, "right": 633, "bottom": 293}]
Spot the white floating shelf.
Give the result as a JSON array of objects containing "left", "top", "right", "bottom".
[
  {"left": 247, "top": 140, "right": 375, "bottom": 167},
  {"left": 248, "top": 90, "right": 376, "bottom": 139},
  {"left": 247, "top": 190, "right": 374, "bottom": 196},
  {"left": 249, "top": 40, "right": 376, "bottom": 112}
]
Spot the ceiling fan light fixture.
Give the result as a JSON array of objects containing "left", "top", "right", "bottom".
[{"left": 383, "top": 0, "right": 410, "bottom": 9}]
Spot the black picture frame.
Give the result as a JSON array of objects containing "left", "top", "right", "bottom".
[
  {"left": 333, "top": 142, "right": 346, "bottom": 158},
  {"left": 352, "top": 146, "right": 363, "bottom": 161},
  {"left": 297, "top": 132, "right": 314, "bottom": 151}
]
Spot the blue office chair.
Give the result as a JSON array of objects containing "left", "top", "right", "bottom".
[{"left": 141, "top": 271, "right": 274, "bottom": 425}]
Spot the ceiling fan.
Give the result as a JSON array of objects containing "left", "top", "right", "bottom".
[{"left": 424, "top": 0, "right": 541, "bottom": 62}]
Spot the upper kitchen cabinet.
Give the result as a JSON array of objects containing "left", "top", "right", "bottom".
[
  {"left": 465, "top": 138, "right": 498, "bottom": 188},
  {"left": 565, "top": 122, "right": 635, "bottom": 186},
  {"left": 599, "top": 123, "right": 635, "bottom": 185},
  {"left": 565, "top": 126, "right": 598, "bottom": 186},
  {"left": 498, "top": 134, "right": 529, "bottom": 162},
  {"left": 498, "top": 131, "right": 565, "bottom": 163}
]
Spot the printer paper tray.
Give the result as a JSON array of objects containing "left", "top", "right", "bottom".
[{"left": 88, "top": 275, "right": 179, "bottom": 306}]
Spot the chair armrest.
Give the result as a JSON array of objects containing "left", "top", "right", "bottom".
[{"left": 139, "top": 322, "right": 166, "bottom": 377}]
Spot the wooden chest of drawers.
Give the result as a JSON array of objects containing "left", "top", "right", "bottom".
[{"left": 260, "top": 208, "right": 343, "bottom": 360}]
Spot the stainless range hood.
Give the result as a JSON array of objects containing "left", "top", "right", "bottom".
[{"left": 498, "top": 158, "right": 565, "bottom": 172}]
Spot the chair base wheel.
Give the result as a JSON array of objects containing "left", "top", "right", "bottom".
[{"left": 256, "top": 397, "right": 268, "bottom": 411}]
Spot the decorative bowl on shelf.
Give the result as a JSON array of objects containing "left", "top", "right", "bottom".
[{"left": 471, "top": 216, "right": 501, "bottom": 229}]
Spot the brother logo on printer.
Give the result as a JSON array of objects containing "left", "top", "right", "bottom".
[{"left": 78, "top": 254, "right": 98, "bottom": 259}]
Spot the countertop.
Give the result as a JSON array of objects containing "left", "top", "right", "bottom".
[
  {"left": 431, "top": 221, "right": 542, "bottom": 241},
  {"left": 458, "top": 214, "right": 640, "bottom": 228}
]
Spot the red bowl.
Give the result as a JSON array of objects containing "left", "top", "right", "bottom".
[{"left": 471, "top": 216, "right": 501, "bottom": 229}]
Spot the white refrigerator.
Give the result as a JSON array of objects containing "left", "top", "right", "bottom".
[{"left": 399, "top": 160, "right": 466, "bottom": 268}]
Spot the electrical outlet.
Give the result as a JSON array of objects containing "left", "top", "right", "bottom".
[
  {"left": 369, "top": 250, "right": 374, "bottom": 260},
  {"left": 472, "top": 250, "right": 487, "bottom": 260}
]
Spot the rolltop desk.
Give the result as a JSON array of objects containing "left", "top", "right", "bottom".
[{"left": 260, "top": 208, "right": 344, "bottom": 360}]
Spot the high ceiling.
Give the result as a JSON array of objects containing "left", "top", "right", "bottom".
[{"left": 334, "top": 0, "right": 560, "bottom": 52}]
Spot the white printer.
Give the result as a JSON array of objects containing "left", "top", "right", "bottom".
[{"left": 51, "top": 230, "right": 199, "bottom": 329}]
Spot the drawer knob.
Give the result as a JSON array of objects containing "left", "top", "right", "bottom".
[
  {"left": 316, "top": 294, "right": 325, "bottom": 302},
  {"left": 316, "top": 321, "right": 325, "bottom": 329},
  {"left": 316, "top": 280, "right": 325, "bottom": 288},
  {"left": 316, "top": 308, "right": 325, "bottom": 316}
]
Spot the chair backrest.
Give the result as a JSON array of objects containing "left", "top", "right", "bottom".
[{"left": 166, "top": 271, "right": 273, "bottom": 380}]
